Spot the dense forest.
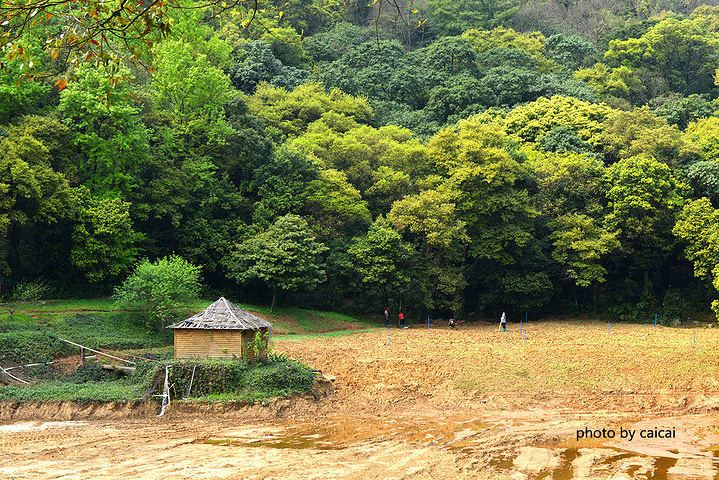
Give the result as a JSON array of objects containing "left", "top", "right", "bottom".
[{"left": 3, "top": 0, "right": 719, "bottom": 322}]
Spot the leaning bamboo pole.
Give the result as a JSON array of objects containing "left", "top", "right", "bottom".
[{"left": 57, "top": 338, "right": 135, "bottom": 365}]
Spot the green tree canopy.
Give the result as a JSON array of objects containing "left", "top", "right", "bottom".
[
  {"left": 604, "top": 16, "right": 719, "bottom": 97},
  {"left": 58, "top": 64, "right": 149, "bottom": 199},
  {"left": 247, "top": 82, "right": 373, "bottom": 140},
  {"left": 0, "top": 123, "right": 74, "bottom": 274},
  {"left": 525, "top": 150, "right": 607, "bottom": 218},
  {"left": 550, "top": 213, "right": 619, "bottom": 314},
  {"left": 604, "top": 155, "right": 688, "bottom": 281},
  {"left": 673, "top": 197, "right": 719, "bottom": 318},
  {"left": 597, "top": 107, "right": 688, "bottom": 166},
  {"left": 231, "top": 214, "right": 328, "bottom": 311},
  {"left": 113, "top": 255, "right": 201, "bottom": 329},
  {"left": 71, "top": 189, "right": 142, "bottom": 282},
  {"left": 387, "top": 187, "right": 469, "bottom": 314},
  {"left": 503, "top": 95, "right": 615, "bottom": 146},
  {"left": 345, "top": 216, "right": 417, "bottom": 305}
]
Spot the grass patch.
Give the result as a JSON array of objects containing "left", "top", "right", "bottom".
[
  {"left": 0, "top": 358, "right": 162, "bottom": 402},
  {"left": 0, "top": 381, "right": 148, "bottom": 403},
  {"left": 274, "top": 328, "right": 376, "bottom": 342},
  {"left": 52, "top": 313, "right": 173, "bottom": 350},
  {"left": 242, "top": 304, "right": 375, "bottom": 335}
]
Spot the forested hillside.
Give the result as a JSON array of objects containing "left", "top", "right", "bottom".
[{"left": 3, "top": 0, "right": 719, "bottom": 321}]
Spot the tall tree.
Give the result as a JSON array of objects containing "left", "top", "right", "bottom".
[
  {"left": 0, "top": 124, "right": 74, "bottom": 275},
  {"left": 550, "top": 213, "right": 619, "bottom": 314},
  {"left": 71, "top": 189, "right": 142, "bottom": 283},
  {"left": 345, "top": 216, "right": 417, "bottom": 307},
  {"left": 231, "top": 214, "right": 328, "bottom": 311},
  {"left": 427, "top": 0, "right": 520, "bottom": 37},
  {"left": 429, "top": 117, "right": 554, "bottom": 310},
  {"left": 604, "top": 17, "right": 719, "bottom": 97},
  {"left": 387, "top": 188, "right": 469, "bottom": 314},
  {"left": 598, "top": 107, "right": 687, "bottom": 166},
  {"left": 604, "top": 155, "right": 688, "bottom": 289},
  {"left": 673, "top": 197, "right": 719, "bottom": 318}
]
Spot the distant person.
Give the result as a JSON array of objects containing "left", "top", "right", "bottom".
[
  {"left": 449, "top": 318, "right": 464, "bottom": 328},
  {"left": 500, "top": 312, "right": 507, "bottom": 332},
  {"left": 399, "top": 311, "right": 407, "bottom": 329},
  {"left": 384, "top": 307, "right": 389, "bottom": 327}
]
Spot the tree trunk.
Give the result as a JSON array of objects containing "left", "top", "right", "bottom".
[
  {"left": 270, "top": 286, "right": 278, "bottom": 312},
  {"left": 574, "top": 284, "right": 579, "bottom": 316},
  {"left": 593, "top": 283, "right": 598, "bottom": 316}
]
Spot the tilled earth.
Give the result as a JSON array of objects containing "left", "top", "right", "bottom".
[{"left": 2, "top": 320, "right": 719, "bottom": 479}]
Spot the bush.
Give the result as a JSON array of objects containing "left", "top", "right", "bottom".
[
  {"left": 242, "top": 360, "right": 316, "bottom": 398},
  {"left": 113, "top": 256, "right": 201, "bottom": 330},
  {"left": 167, "top": 359, "right": 250, "bottom": 397},
  {"left": 3, "top": 279, "right": 49, "bottom": 318},
  {"left": 67, "top": 363, "right": 123, "bottom": 383},
  {"left": 165, "top": 358, "right": 316, "bottom": 402},
  {"left": 661, "top": 288, "right": 690, "bottom": 323}
]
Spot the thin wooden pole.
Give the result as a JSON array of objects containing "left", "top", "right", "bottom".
[{"left": 57, "top": 338, "right": 135, "bottom": 365}]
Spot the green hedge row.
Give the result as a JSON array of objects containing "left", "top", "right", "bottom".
[{"left": 166, "top": 358, "right": 317, "bottom": 402}]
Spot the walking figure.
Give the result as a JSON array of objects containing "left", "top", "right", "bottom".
[
  {"left": 399, "top": 312, "right": 407, "bottom": 329},
  {"left": 384, "top": 307, "right": 389, "bottom": 327},
  {"left": 500, "top": 312, "right": 507, "bottom": 332}
]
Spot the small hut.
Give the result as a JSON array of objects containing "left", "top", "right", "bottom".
[{"left": 167, "top": 297, "right": 273, "bottom": 361}]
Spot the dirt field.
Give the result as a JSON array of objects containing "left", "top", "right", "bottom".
[{"left": 2, "top": 319, "right": 719, "bottom": 479}]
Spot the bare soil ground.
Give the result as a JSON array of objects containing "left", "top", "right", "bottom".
[{"left": 2, "top": 319, "right": 719, "bottom": 479}]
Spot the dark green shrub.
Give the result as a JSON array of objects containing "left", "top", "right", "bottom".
[
  {"left": 243, "top": 360, "right": 316, "bottom": 396},
  {"left": 661, "top": 288, "right": 690, "bottom": 323},
  {"left": 66, "top": 363, "right": 123, "bottom": 383},
  {"left": 163, "top": 358, "right": 315, "bottom": 401},
  {"left": 167, "top": 360, "right": 250, "bottom": 398}
]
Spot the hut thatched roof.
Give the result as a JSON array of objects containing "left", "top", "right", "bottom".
[{"left": 167, "top": 297, "right": 272, "bottom": 331}]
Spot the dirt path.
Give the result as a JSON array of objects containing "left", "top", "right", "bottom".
[{"left": 2, "top": 322, "right": 719, "bottom": 479}]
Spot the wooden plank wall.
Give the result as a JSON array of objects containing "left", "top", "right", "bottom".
[{"left": 174, "top": 330, "right": 242, "bottom": 359}]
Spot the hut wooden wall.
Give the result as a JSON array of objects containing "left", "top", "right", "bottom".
[{"left": 173, "top": 330, "right": 242, "bottom": 359}]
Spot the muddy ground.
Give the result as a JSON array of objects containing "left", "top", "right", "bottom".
[{"left": 2, "top": 321, "right": 719, "bottom": 479}]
